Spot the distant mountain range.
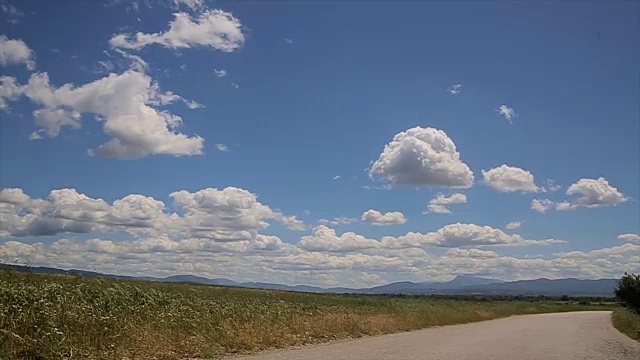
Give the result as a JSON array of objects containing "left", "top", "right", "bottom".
[{"left": 0, "top": 264, "right": 618, "bottom": 297}]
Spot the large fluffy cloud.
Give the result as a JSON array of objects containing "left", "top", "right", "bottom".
[
  {"left": 427, "top": 193, "right": 467, "bottom": 214},
  {"left": 389, "top": 223, "right": 564, "bottom": 248},
  {"left": 110, "top": 9, "right": 244, "bottom": 52},
  {"left": 556, "top": 177, "right": 627, "bottom": 210},
  {"left": 370, "top": 127, "right": 474, "bottom": 188},
  {"left": 0, "top": 35, "right": 35, "bottom": 70},
  {"left": 0, "top": 187, "right": 304, "bottom": 239},
  {"left": 481, "top": 164, "right": 541, "bottom": 193},
  {"left": 361, "top": 209, "right": 407, "bottom": 225},
  {"left": 0, "top": 187, "right": 175, "bottom": 238},
  {"left": 170, "top": 187, "right": 306, "bottom": 239},
  {"left": 1, "top": 70, "right": 204, "bottom": 158},
  {"left": 299, "top": 225, "right": 380, "bottom": 252}
]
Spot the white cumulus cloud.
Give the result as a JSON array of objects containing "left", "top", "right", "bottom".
[
  {"left": 370, "top": 127, "right": 474, "bottom": 188},
  {"left": 531, "top": 199, "right": 554, "bottom": 213},
  {"left": 482, "top": 164, "right": 542, "bottom": 193},
  {"left": 618, "top": 233, "right": 640, "bottom": 244},
  {"left": 427, "top": 193, "right": 467, "bottom": 214},
  {"left": 391, "top": 223, "right": 564, "bottom": 248},
  {"left": 556, "top": 177, "right": 628, "bottom": 210},
  {"left": 31, "top": 108, "right": 81, "bottom": 138},
  {"left": 214, "top": 68, "right": 227, "bottom": 77},
  {"left": 505, "top": 221, "right": 522, "bottom": 230},
  {"left": 0, "top": 186, "right": 305, "bottom": 239},
  {"left": 0, "top": 35, "right": 35, "bottom": 70},
  {"left": 1, "top": 70, "right": 204, "bottom": 159},
  {"left": 300, "top": 225, "right": 380, "bottom": 252},
  {"left": 361, "top": 209, "right": 407, "bottom": 226},
  {"left": 110, "top": 9, "right": 245, "bottom": 52},
  {"left": 0, "top": 75, "right": 23, "bottom": 110},
  {"left": 2, "top": 237, "right": 636, "bottom": 287},
  {"left": 6, "top": 185, "right": 624, "bottom": 286}
]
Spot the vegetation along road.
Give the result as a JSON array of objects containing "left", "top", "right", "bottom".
[{"left": 231, "top": 312, "right": 640, "bottom": 360}]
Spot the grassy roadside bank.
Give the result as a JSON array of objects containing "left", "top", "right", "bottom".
[
  {"left": 612, "top": 308, "right": 640, "bottom": 341},
  {"left": 0, "top": 270, "right": 617, "bottom": 360}
]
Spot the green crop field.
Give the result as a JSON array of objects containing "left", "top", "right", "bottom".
[{"left": 0, "top": 270, "right": 619, "bottom": 360}]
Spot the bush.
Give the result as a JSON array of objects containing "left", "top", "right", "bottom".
[{"left": 615, "top": 273, "right": 640, "bottom": 314}]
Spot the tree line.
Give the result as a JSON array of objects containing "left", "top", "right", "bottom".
[{"left": 615, "top": 272, "right": 640, "bottom": 313}]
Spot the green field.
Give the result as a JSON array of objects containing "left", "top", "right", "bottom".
[
  {"left": 0, "top": 270, "right": 619, "bottom": 360},
  {"left": 612, "top": 308, "right": 640, "bottom": 341}
]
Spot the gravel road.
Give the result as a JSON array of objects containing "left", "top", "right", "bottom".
[{"left": 228, "top": 311, "right": 640, "bottom": 360}]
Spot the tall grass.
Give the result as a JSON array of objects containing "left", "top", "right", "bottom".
[
  {"left": 0, "top": 270, "right": 614, "bottom": 359},
  {"left": 612, "top": 308, "right": 640, "bottom": 341}
]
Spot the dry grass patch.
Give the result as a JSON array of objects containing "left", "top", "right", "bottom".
[{"left": 0, "top": 270, "right": 616, "bottom": 359}]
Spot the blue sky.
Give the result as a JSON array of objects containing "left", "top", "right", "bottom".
[{"left": 0, "top": 0, "right": 638, "bottom": 286}]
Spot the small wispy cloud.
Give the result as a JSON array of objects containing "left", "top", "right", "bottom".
[
  {"left": 284, "top": 38, "right": 293, "bottom": 44},
  {"left": 506, "top": 221, "right": 522, "bottom": 230},
  {"left": 447, "top": 83, "right": 462, "bottom": 95},
  {"left": 1, "top": 1, "right": 24, "bottom": 24},
  {"left": 28, "top": 131, "right": 43, "bottom": 140},
  {"left": 362, "top": 184, "right": 392, "bottom": 191},
  {"left": 318, "top": 216, "right": 358, "bottom": 226},
  {"left": 231, "top": 82, "right": 239, "bottom": 89},
  {"left": 173, "top": 0, "right": 205, "bottom": 11},
  {"left": 426, "top": 193, "right": 467, "bottom": 214},
  {"left": 544, "top": 179, "right": 562, "bottom": 192},
  {"left": 185, "top": 100, "right": 203, "bottom": 109},
  {"left": 333, "top": 175, "right": 341, "bottom": 180},
  {"left": 214, "top": 68, "right": 227, "bottom": 78},
  {"left": 215, "top": 143, "right": 230, "bottom": 152},
  {"left": 97, "top": 60, "right": 115, "bottom": 73},
  {"left": 497, "top": 104, "right": 516, "bottom": 124},
  {"left": 114, "top": 48, "right": 148, "bottom": 72}
]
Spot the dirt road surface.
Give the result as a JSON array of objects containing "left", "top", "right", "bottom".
[{"left": 228, "top": 311, "right": 640, "bottom": 360}]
